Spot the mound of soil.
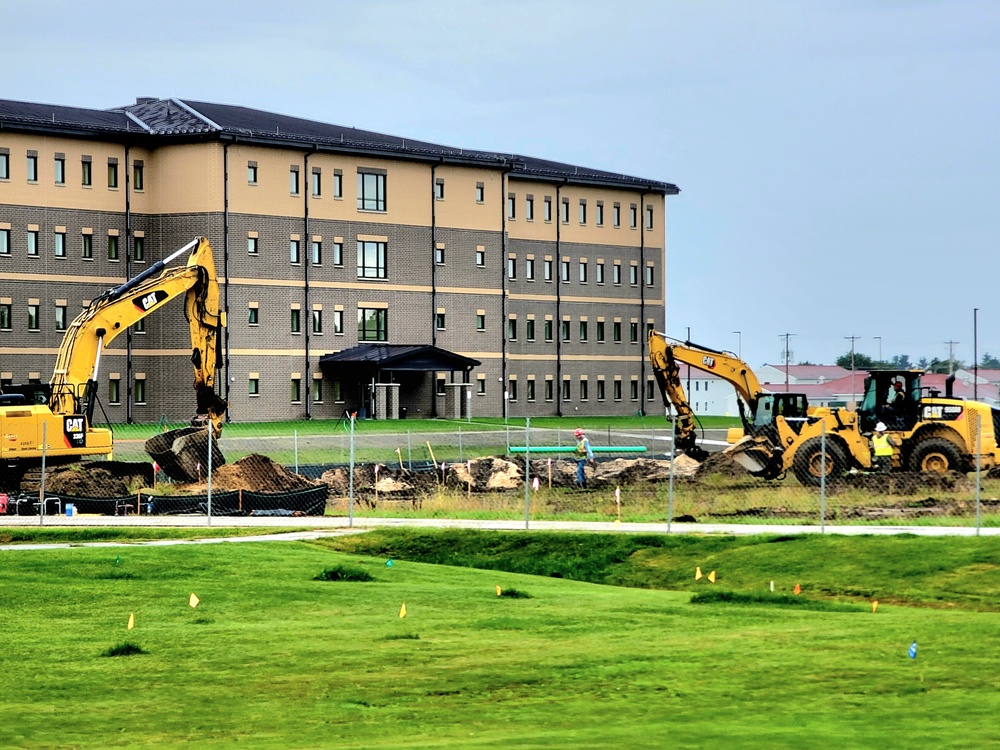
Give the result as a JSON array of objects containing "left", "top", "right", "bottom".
[
  {"left": 695, "top": 452, "right": 750, "bottom": 479},
  {"left": 44, "top": 466, "right": 131, "bottom": 498},
  {"left": 448, "top": 457, "right": 523, "bottom": 491},
  {"left": 179, "top": 454, "right": 316, "bottom": 493},
  {"left": 319, "top": 465, "right": 436, "bottom": 496}
]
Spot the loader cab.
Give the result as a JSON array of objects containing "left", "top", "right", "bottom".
[
  {"left": 859, "top": 370, "right": 921, "bottom": 433},
  {"left": 754, "top": 392, "right": 810, "bottom": 432}
]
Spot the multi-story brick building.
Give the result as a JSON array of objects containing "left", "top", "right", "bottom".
[{"left": 0, "top": 97, "right": 678, "bottom": 422}]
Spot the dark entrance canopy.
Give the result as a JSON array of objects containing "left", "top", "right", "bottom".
[{"left": 318, "top": 344, "right": 480, "bottom": 375}]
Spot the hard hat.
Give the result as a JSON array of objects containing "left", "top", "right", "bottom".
[
  {"left": 574, "top": 428, "right": 585, "bottom": 437},
  {"left": 875, "top": 422, "right": 887, "bottom": 432}
]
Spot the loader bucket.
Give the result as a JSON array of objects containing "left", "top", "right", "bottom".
[
  {"left": 145, "top": 426, "right": 225, "bottom": 483},
  {"left": 723, "top": 435, "right": 782, "bottom": 478}
]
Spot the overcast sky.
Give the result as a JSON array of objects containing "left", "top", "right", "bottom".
[{"left": 5, "top": 0, "right": 998, "bottom": 368}]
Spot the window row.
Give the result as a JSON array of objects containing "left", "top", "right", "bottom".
[
  {"left": 0, "top": 301, "right": 149, "bottom": 333},
  {"left": 0, "top": 227, "right": 145, "bottom": 261},
  {"left": 477, "top": 376, "right": 654, "bottom": 403},
  {"left": 506, "top": 193, "right": 654, "bottom": 230},
  {"left": 506, "top": 255, "right": 655, "bottom": 287},
  {"left": 0, "top": 149, "right": 142, "bottom": 190},
  {"left": 505, "top": 316, "right": 653, "bottom": 344}
]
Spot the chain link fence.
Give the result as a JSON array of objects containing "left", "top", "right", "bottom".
[{"left": 5, "top": 415, "right": 998, "bottom": 529}]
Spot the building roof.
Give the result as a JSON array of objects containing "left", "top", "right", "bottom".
[
  {"left": 319, "top": 344, "right": 480, "bottom": 372},
  {"left": 759, "top": 364, "right": 855, "bottom": 383},
  {"left": 0, "top": 97, "right": 678, "bottom": 195}
]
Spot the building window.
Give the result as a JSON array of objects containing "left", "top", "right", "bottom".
[
  {"left": 613, "top": 322, "right": 622, "bottom": 343},
  {"left": 248, "top": 162, "right": 258, "bottom": 184},
  {"left": 507, "top": 317, "right": 517, "bottom": 341},
  {"left": 562, "top": 379, "right": 571, "bottom": 401},
  {"left": 544, "top": 196, "right": 553, "bottom": 222},
  {"left": 311, "top": 240, "right": 322, "bottom": 265},
  {"left": 133, "top": 236, "right": 145, "bottom": 262},
  {"left": 54, "top": 156, "right": 65, "bottom": 185},
  {"left": 614, "top": 380, "right": 623, "bottom": 401},
  {"left": 290, "top": 308, "right": 302, "bottom": 334},
  {"left": 109, "top": 378, "right": 121, "bottom": 404},
  {"left": 560, "top": 199, "right": 569, "bottom": 223},
  {"left": 332, "top": 379, "right": 343, "bottom": 402},
  {"left": 561, "top": 320, "right": 570, "bottom": 342},
  {"left": 108, "top": 160, "right": 118, "bottom": 189},
  {"left": 81, "top": 158, "right": 92, "bottom": 186},
  {"left": 526, "top": 319, "right": 535, "bottom": 341},
  {"left": 0, "top": 304, "right": 9, "bottom": 329},
  {"left": 526, "top": 196, "right": 534, "bottom": 221},
  {"left": 476, "top": 247, "right": 485, "bottom": 267},
  {"left": 579, "top": 261, "right": 587, "bottom": 283},
  {"left": 525, "top": 258, "right": 535, "bottom": 280},
  {"left": 333, "top": 169, "right": 343, "bottom": 198},
  {"left": 561, "top": 260, "right": 570, "bottom": 283},
  {"left": 108, "top": 235, "right": 119, "bottom": 260},
  {"left": 544, "top": 379, "right": 554, "bottom": 401},
  {"left": 630, "top": 321, "right": 639, "bottom": 343},
  {"left": 579, "top": 200, "right": 587, "bottom": 224},
  {"left": 248, "top": 236, "right": 259, "bottom": 255},
  {"left": 54, "top": 232, "right": 66, "bottom": 258},
  {"left": 55, "top": 305, "right": 67, "bottom": 331},
  {"left": 579, "top": 321, "right": 588, "bottom": 342},
  {"left": 436, "top": 312, "right": 446, "bottom": 330},
  {"left": 357, "top": 240, "right": 387, "bottom": 278},
  {"left": 630, "top": 265, "right": 639, "bottom": 286},
  {"left": 596, "top": 201, "right": 604, "bottom": 226},
  {"left": 290, "top": 167, "right": 300, "bottom": 195},
  {"left": 435, "top": 245, "right": 445, "bottom": 264},
  {"left": 646, "top": 205, "right": 654, "bottom": 230},
  {"left": 507, "top": 193, "right": 516, "bottom": 220},
  {"left": 312, "top": 309, "right": 323, "bottom": 334},
  {"left": 357, "top": 170, "right": 386, "bottom": 211},
  {"left": 290, "top": 239, "right": 301, "bottom": 264},
  {"left": 82, "top": 233, "right": 93, "bottom": 259},
  {"left": 133, "top": 317, "right": 145, "bottom": 334},
  {"left": 596, "top": 262, "right": 605, "bottom": 284},
  {"left": 311, "top": 169, "right": 321, "bottom": 197},
  {"left": 477, "top": 378, "right": 486, "bottom": 395},
  {"left": 476, "top": 313, "right": 486, "bottom": 331},
  {"left": 135, "top": 379, "right": 148, "bottom": 404},
  {"left": 596, "top": 321, "right": 605, "bottom": 342},
  {"left": 630, "top": 204, "right": 638, "bottom": 229},
  {"left": 133, "top": 162, "right": 144, "bottom": 190},
  {"left": 613, "top": 263, "right": 622, "bottom": 285},
  {"left": 436, "top": 377, "right": 446, "bottom": 396},
  {"left": 27, "top": 231, "right": 39, "bottom": 257},
  {"left": 630, "top": 380, "right": 639, "bottom": 400},
  {"left": 0, "top": 150, "right": 8, "bottom": 179},
  {"left": 544, "top": 259, "right": 553, "bottom": 282},
  {"left": 544, "top": 319, "right": 553, "bottom": 342},
  {"left": 647, "top": 380, "right": 656, "bottom": 401},
  {"left": 333, "top": 310, "right": 344, "bottom": 334},
  {"left": 435, "top": 179, "right": 445, "bottom": 200},
  {"left": 248, "top": 306, "right": 259, "bottom": 326},
  {"left": 28, "top": 304, "right": 39, "bottom": 330},
  {"left": 312, "top": 378, "right": 323, "bottom": 403},
  {"left": 26, "top": 153, "right": 38, "bottom": 182},
  {"left": 526, "top": 379, "right": 536, "bottom": 401},
  {"left": 508, "top": 378, "right": 517, "bottom": 402},
  {"left": 580, "top": 379, "right": 589, "bottom": 401},
  {"left": 597, "top": 380, "right": 606, "bottom": 401},
  {"left": 475, "top": 182, "right": 485, "bottom": 203},
  {"left": 0, "top": 228, "right": 9, "bottom": 255},
  {"left": 358, "top": 308, "right": 388, "bottom": 341},
  {"left": 248, "top": 378, "right": 259, "bottom": 397},
  {"left": 613, "top": 203, "right": 621, "bottom": 227},
  {"left": 646, "top": 265, "right": 655, "bottom": 287},
  {"left": 333, "top": 241, "right": 344, "bottom": 266},
  {"left": 291, "top": 378, "right": 302, "bottom": 404},
  {"left": 507, "top": 257, "right": 517, "bottom": 280}
]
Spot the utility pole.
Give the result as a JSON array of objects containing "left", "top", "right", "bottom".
[
  {"left": 733, "top": 331, "right": 742, "bottom": 360},
  {"left": 874, "top": 336, "right": 882, "bottom": 366},
  {"left": 946, "top": 340, "right": 959, "bottom": 375},
  {"left": 780, "top": 333, "right": 794, "bottom": 391},
  {"left": 845, "top": 335, "right": 861, "bottom": 405},
  {"left": 686, "top": 326, "right": 691, "bottom": 399},
  {"left": 974, "top": 309, "right": 979, "bottom": 400}
]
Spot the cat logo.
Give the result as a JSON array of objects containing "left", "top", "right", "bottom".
[
  {"left": 702, "top": 356, "right": 716, "bottom": 369},
  {"left": 64, "top": 417, "right": 84, "bottom": 433},
  {"left": 134, "top": 289, "right": 168, "bottom": 312},
  {"left": 64, "top": 416, "right": 87, "bottom": 448}
]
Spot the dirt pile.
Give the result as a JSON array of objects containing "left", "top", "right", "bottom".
[
  {"left": 44, "top": 466, "right": 131, "bottom": 497},
  {"left": 448, "top": 457, "right": 524, "bottom": 491},
  {"left": 181, "top": 454, "right": 317, "bottom": 493},
  {"left": 841, "top": 470, "right": 972, "bottom": 495},
  {"left": 694, "top": 452, "right": 750, "bottom": 478},
  {"left": 319, "top": 465, "right": 436, "bottom": 497}
]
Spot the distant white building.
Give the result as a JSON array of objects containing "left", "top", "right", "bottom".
[{"left": 756, "top": 364, "right": 855, "bottom": 386}]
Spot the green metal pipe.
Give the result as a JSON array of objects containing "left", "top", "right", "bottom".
[{"left": 508, "top": 446, "right": 647, "bottom": 454}]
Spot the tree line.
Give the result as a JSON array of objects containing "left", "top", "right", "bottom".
[{"left": 826, "top": 353, "right": 1000, "bottom": 373}]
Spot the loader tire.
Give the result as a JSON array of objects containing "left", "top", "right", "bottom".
[
  {"left": 908, "top": 438, "right": 964, "bottom": 474},
  {"left": 792, "top": 437, "right": 847, "bottom": 487}
]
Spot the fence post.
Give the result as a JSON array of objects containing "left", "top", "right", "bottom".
[
  {"left": 207, "top": 425, "right": 213, "bottom": 527},
  {"left": 459, "top": 427, "right": 463, "bottom": 462},
  {"left": 349, "top": 415, "right": 355, "bottom": 528},
  {"left": 667, "top": 416, "right": 675, "bottom": 532},
  {"left": 976, "top": 412, "right": 982, "bottom": 535},
  {"left": 407, "top": 431, "right": 412, "bottom": 471},
  {"left": 819, "top": 420, "right": 826, "bottom": 533},
  {"left": 38, "top": 421, "right": 47, "bottom": 527},
  {"left": 294, "top": 429, "right": 299, "bottom": 474},
  {"left": 506, "top": 425, "right": 511, "bottom": 455},
  {"left": 524, "top": 417, "right": 531, "bottom": 530}
]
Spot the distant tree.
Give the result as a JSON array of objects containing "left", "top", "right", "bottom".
[
  {"left": 889, "top": 354, "right": 913, "bottom": 369},
  {"left": 836, "top": 352, "right": 877, "bottom": 369},
  {"left": 796, "top": 360, "right": 815, "bottom": 366},
  {"left": 980, "top": 353, "right": 1000, "bottom": 369},
  {"left": 917, "top": 357, "right": 929, "bottom": 370}
]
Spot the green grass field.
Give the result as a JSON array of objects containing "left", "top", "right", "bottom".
[{"left": 4, "top": 530, "right": 1000, "bottom": 748}]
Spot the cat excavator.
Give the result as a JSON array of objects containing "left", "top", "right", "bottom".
[
  {"left": 648, "top": 331, "right": 1000, "bottom": 485},
  {"left": 0, "top": 237, "right": 227, "bottom": 492}
]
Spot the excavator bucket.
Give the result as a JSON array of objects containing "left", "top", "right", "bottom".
[{"left": 145, "top": 426, "right": 225, "bottom": 483}]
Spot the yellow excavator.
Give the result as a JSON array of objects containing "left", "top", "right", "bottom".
[
  {"left": 0, "top": 237, "right": 227, "bottom": 492},
  {"left": 649, "top": 331, "right": 1000, "bottom": 485}
]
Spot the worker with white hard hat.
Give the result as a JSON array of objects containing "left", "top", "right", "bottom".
[{"left": 871, "top": 422, "right": 897, "bottom": 473}]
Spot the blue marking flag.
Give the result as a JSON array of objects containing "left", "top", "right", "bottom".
[
  {"left": 908, "top": 640, "right": 918, "bottom": 660},
  {"left": 386, "top": 559, "right": 394, "bottom": 568}
]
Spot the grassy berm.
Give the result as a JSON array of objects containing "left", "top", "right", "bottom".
[{"left": 1, "top": 531, "right": 999, "bottom": 748}]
